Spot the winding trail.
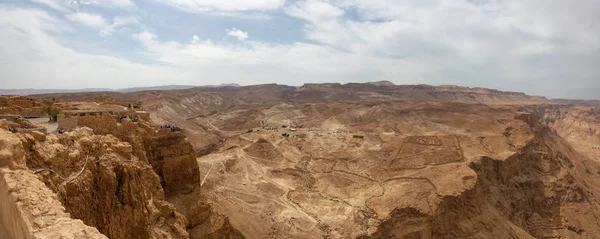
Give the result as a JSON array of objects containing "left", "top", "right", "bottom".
[{"left": 33, "top": 155, "right": 89, "bottom": 184}]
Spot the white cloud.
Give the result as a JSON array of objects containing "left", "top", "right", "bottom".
[
  {"left": 78, "top": 0, "right": 136, "bottom": 9},
  {"left": 284, "top": 0, "right": 344, "bottom": 23},
  {"left": 66, "top": 12, "right": 108, "bottom": 29},
  {"left": 0, "top": 8, "right": 174, "bottom": 89},
  {"left": 28, "top": 0, "right": 135, "bottom": 11},
  {"left": 156, "top": 0, "right": 285, "bottom": 12},
  {"left": 131, "top": 30, "right": 435, "bottom": 86},
  {"left": 226, "top": 28, "right": 249, "bottom": 40},
  {"left": 192, "top": 35, "right": 200, "bottom": 43},
  {"left": 284, "top": 0, "right": 600, "bottom": 67},
  {"left": 99, "top": 16, "right": 139, "bottom": 37},
  {"left": 3, "top": 1, "right": 600, "bottom": 99},
  {"left": 66, "top": 13, "right": 137, "bottom": 37},
  {"left": 208, "top": 11, "right": 272, "bottom": 20},
  {"left": 28, "top": 0, "right": 71, "bottom": 12},
  {"left": 318, "top": 0, "right": 600, "bottom": 55},
  {"left": 1, "top": 5, "right": 430, "bottom": 91}
]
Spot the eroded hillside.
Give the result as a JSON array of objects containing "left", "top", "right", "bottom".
[
  {"left": 0, "top": 99, "right": 243, "bottom": 238},
  {"left": 13, "top": 83, "right": 600, "bottom": 238},
  {"left": 187, "top": 101, "right": 600, "bottom": 238},
  {"left": 521, "top": 104, "right": 600, "bottom": 161}
]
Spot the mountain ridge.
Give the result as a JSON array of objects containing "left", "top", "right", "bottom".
[{"left": 0, "top": 83, "right": 241, "bottom": 95}]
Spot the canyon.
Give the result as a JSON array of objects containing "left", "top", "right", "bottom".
[{"left": 1, "top": 82, "right": 600, "bottom": 238}]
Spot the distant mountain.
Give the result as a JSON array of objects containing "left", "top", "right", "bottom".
[
  {"left": 367, "top": 81, "right": 395, "bottom": 86},
  {"left": 0, "top": 88, "right": 113, "bottom": 96},
  {"left": 557, "top": 88, "right": 600, "bottom": 101},
  {"left": 118, "top": 85, "right": 199, "bottom": 93},
  {"left": 552, "top": 99, "right": 600, "bottom": 107},
  {"left": 0, "top": 84, "right": 241, "bottom": 96},
  {"left": 119, "top": 84, "right": 241, "bottom": 92},
  {"left": 33, "top": 82, "right": 552, "bottom": 106}
]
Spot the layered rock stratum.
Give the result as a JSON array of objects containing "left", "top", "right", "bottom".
[{"left": 1, "top": 82, "right": 598, "bottom": 238}]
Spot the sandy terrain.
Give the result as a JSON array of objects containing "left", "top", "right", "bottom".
[
  {"left": 26, "top": 118, "right": 58, "bottom": 132},
  {"left": 10, "top": 82, "right": 600, "bottom": 238},
  {"left": 193, "top": 101, "right": 542, "bottom": 238}
]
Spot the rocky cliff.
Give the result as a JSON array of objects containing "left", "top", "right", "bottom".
[
  {"left": 0, "top": 112, "right": 244, "bottom": 238},
  {"left": 366, "top": 114, "right": 600, "bottom": 238}
]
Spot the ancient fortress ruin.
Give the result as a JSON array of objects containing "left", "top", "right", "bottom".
[
  {"left": 0, "top": 99, "right": 242, "bottom": 238},
  {"left": 0, "top": 96, "right": 50, "bottom": 118},
  {"left": 57, "top": 109, "right": 149, "bottom": 132}
]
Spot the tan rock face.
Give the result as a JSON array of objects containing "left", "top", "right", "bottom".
[
  {"left": 0, "top": 168, "right": 108, "bottom": 239},
  {"left": 20, "top": 84, "right": 600, "bottom": 238},
  {"left": 0, "top": 100, "right": 243, "bottom": 239},
  {"left": 169, "top": 100, "right": 599, "bottom": 238},
  {"left": 145, "top": 132, "right": 200, "bottom": 195},
  {"left": 113, "top": 141, "right": 133, "bottom": 156},
  {"left": 0, "top": 129, "right": 27, "bottom": 170},
  {"left": 12, "top": 118, "right": 241, "bottom": 238},
  {"left": 0, "top": 122, "right": 106, "bottom": 239},
  {"left": 25, "top": 128, "right": 190, "bottom": 239},
  {"left": 29, "top": 130, "right": 46, "bottom": 141},
  {"left": 59, "top": 156, "right": 189, "bottom": 239}
]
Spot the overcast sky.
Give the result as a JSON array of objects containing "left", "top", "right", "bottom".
[{"left": 0, "top": 0, "right": 599, "bottom": 99}]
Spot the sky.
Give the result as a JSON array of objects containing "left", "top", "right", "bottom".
[{"left": 0, "top": 0, "right": 599, "bottom": 99}]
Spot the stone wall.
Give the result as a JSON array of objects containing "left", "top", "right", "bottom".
[
  {"left": 0, "top": 169, "right": 107, "bottom": 239},
  {"left": 0, "top": 97, "right": 9, "bottom": 107},
  {"left": 57, "top": 110, "right": 148, "bottom": 133},
  {"left": 133, "top": 111, "right": 150, "bottom": 121},
  {"left": 11, "top": 99, "right": 34, "bottom": 108},
  {"left": 57, "top": 115, "right": 77, "bottom": 131},
  {"left": 0, "top": 124, "right": 106, "bottom": 239},
  {"left": 0, "top": 96, "right": 52, "bottom": 118},
  {"left": 76, "top": 115, "right": 118, "bottom": 135}
]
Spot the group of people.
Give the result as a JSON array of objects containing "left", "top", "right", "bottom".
[
  {"left": 118, "top": 115, "right": 139, "bottom": 123},
  {"left": 161, "top": 124, "right": 181, "bottom": 132}
]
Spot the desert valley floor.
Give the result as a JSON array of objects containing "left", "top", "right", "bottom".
[{"left": 1, "top": 82, "right": 600, "bottom": 238}]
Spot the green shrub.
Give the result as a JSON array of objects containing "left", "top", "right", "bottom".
[{"left": 42, "top": 106, "right": 61, "bottom": 122}]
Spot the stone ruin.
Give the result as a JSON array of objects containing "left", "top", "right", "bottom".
[
  {"left": 57, "top": 109, "right": 150, "bottom": 133},
  {"left": 0, "top": 104, "right": 244, "bottom": 238},
  {"left": 0, "top": 96, "right": 51, "bottom": 118},
  {"left": 0, "top": 118, "right": 106, "bottom": 238}
]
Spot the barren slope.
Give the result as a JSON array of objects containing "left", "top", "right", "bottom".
[
  {"left": 28, "top": 83, "right": 600, "bottom": 239},
  {"left": 190, "top": 100, "right": 600, "bottom": 238}
]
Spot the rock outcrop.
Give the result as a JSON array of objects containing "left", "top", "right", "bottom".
[
  {"left": 22, "top": 84, "right": 600, "bottom": 239},
  {"left": 0, "top": 121, "right": 106, "bottom": 239},
  {"left": 25, "top": 128, "right": 189, "bottom": 238},
  {"left": 366, "top": 115, "right": 600, "bottom": 238},
  {"left": 0, "top": 112, "right": 245, "bottom": 238}
]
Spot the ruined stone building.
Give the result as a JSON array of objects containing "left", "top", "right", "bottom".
[{"left": 57, "top": 109, "right": 150, "bottom": 132}]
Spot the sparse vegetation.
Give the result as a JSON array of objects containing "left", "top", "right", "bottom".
[{"left": 42, "top": 106, "right": 61, "bottom": 122}]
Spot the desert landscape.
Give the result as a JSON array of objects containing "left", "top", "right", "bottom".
[
  {"left": 3, "top": 0, "right": 599, "bottom": 237},
  {"left": 0, "top": 82, "right": 599, "bottom": 238}
]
